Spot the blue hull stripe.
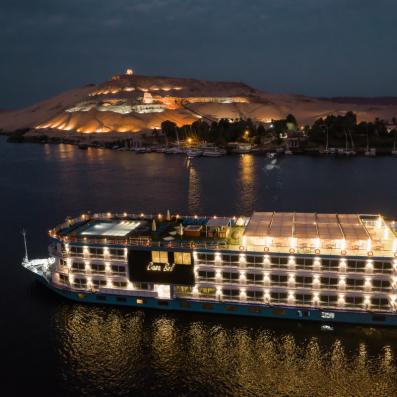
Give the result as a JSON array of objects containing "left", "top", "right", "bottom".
[{"left": 35, "top": 276, "right": 397, "bottom": 327}]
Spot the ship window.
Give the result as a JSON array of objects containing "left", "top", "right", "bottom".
[
  {"left": 180, "top": 301, "right": 191, "bottom": 308},
  {"left": 158, "top": 300, "right": 169, "bottom": 306},
  {"left": 372, "top": 279, "right": 391, "bottom": 291},
  {"left": 116, "top": 296, "right": 127, "bottom": 303},
  {"left": 73, "top": 278, "right": 87, "bottom": 288},
  {"left": 133, "top": 282, "right": 153, "bottom": 290},
  {"left": 174, "top": 252, "right": 191, "bottom": 265},
  {"left": 222, "top": 254, "right": 239, "bottom": 263},
  {"left": 246, "top": 255, "right": 263, "bottom": 267},
  {"left": 206, "top": 254, "right": 215, "bottom": 261},
  {"left": 374, "top": 261, "right": 393, "bottom": 274},
  {"left": 111, "top": 265, "right": 125, "bottom": 275},
  {"left": 225, "top": 305, "right": 238, "bottom": 311},
  {"left": 222, "top": 288, "right": 239, "bottom": 297},
  {"left": 222, "top": 272, "right": 239, "bottom": 282},
  {"left": 113, "top": 281, "right": 127, "bottom": 288},
  {"left": 197, "top": 253, "right": 207, "bottom": 261},
  {"left": 246, "top": 290, "right": 263, "bottom": 300},
  {"left": 270, "top": 274, "right": 288, "bottom": 285},
  {"left": 71, "top": 262, "right": 85, "bottom": 272},
  {"left": 246, "top": 273, "right": 263, "bottom": 284},
  {"left": 59, "top": 274, "right": 68, "bottom": 284},
  {"left": 89, "top": 247, "right": 104, "bottom": 257},
  {"left": 198, "top": 270, "right": 215, "bottom": 280},
  {"left": 270, "top": 292, "right": 288, "bottom": 302},
  {"left": 92, "top": 279, "right": 106, "bottom": 287},
  {"left": 152, "top": 251, "right": 168, "bottom": 264},
  {"left": 176, "top": 286, "right": 193, "bottom": 295},
  {"left": 320, "top": 277, "right": 338, "bottom": 289},
  {"left": 70, "top": 246, "right": 83, "bottom": 254},
  {"left": 91, "top": 263, "right": 105, "bottom": 273},
  {"left": 198, "top": 287, "right": 216, "bottom": 296},
  {"left": 110, "top": 248, "right": 124, "bottom": 257},
  {"left": 296, "top": 258, "right": 313, "bottom": 269},
  {"left": 320, "top": 295, "right": 338, "bottom": 307},
  {"left": 346, "top": 278, "right": 364, "bottom": 290},
  {"left": 202, "top": 303, "right": 214, "bottom": 310},
  {"left": 270, "top": 257, "right": 288, "bottom": 268},
  {"left": 304, "top": 258, "right": 313, "bottom": 266},
  {"left": 347, "top": 260, "right": 365, "bottom": 272},
  {"left": 295, "top": 276, "right": 313, "bottom": 287},
  {"left": 345, "top": 296, "right": 363, "bottom": 307},
  {"left": 371, "top": 297, "right": 389, "bottom": 309},
  {"left": 136, "top": 298, "right": 145, "bottom": 304},
  {"left": 295, "top": 294, "right": 312, "bottom": 304},
  {"left": 321, "top": 259, "right": 339, "bottom": 271},
  {"left": 96, "top": 295, "right": 107, "bottom": 301}
]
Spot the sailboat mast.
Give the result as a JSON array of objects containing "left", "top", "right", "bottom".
[
  {"left": 326, "top": 128, "right": 329, "bottom": 150},
  {"left": 348, "top": 129, "right": 354, "bottom": 150}
]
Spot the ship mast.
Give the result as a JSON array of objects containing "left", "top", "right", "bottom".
[{"left": 22, "top": 229, "right": 29, "bottom": 262}]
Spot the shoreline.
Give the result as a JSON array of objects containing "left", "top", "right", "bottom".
[{"left": 2, "top": 130, "right": 397, "bottom": 157}]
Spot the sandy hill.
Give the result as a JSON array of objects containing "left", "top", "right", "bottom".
[{"left": 0, "top": 70, "right": 396, "bottom": 137}]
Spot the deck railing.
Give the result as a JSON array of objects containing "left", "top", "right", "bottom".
[{"left": 50, "top": 213, "right": 397, "bottom": 258}]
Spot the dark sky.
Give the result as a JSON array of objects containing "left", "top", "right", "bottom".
[{"left": 1, "top": 0, "right": 396, "bottom": 109}]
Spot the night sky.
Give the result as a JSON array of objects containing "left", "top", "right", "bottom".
[{"left": 1, "top": 0, "right": 396, "bottom": 109}]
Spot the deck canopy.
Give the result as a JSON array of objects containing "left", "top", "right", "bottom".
[{"left": 244, "top": 211, "right": 371, "bottom": 242}]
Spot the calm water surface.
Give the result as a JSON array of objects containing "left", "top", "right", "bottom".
[{"left": 2, "top": 136, "right": 397, "bottom": 396}]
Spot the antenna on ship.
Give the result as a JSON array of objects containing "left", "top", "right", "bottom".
[{"left": 22, "top": 229, "right": 29, "bottom": 262}]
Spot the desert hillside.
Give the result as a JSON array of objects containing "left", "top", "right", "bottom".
[{"left": 1, "top": 69, "right": 396, "bottom": 136}]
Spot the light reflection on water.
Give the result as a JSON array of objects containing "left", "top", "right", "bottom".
[
  {"left": 3, "top": 138, "right": 397, "bottom": 396},
  {"left": 52, "top": 304, "right": 397, "bottom": 397}
]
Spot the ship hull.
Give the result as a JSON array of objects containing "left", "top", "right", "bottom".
[{"left": 37, "top": 276, "right": 397, "bottom": 327}]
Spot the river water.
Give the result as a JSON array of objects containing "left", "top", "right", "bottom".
[{"left": 2, "top": 136, "right": 397, "bottom": 396}]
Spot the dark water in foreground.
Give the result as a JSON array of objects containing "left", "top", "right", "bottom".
[{"left": 2, "top": 136, "right": 397, "bottom": 396}]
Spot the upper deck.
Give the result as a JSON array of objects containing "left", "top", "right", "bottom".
[{"left": 50, "top": 211, "right": 397, "bottom": 258}]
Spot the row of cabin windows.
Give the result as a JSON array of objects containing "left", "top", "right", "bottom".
[
  {"left": 68, "top": 246, "right": 124, "bottom": 257},
  {"left": 198, "top": 271, "right": 264, "bottom": 283},
  {"left": 197, "top": 271, "right": 391, "bottom": 290},
  {"left": 196, "top": 253, "right": 393, "bottom": 273},
  {"left": 174, "top": 287, "right": 390, "bottom": 308},
  {"left": 71, "top": 262, "right": 126, "bottom": 274},
  {"left": 72, "top": 278, "right": 127, "bottom": 289},
  {"left": 184, "top": 287, "right": 390, "bottom": 308},
  {"left": 60, "top": 276, "right": 153, "bottom": 291}
]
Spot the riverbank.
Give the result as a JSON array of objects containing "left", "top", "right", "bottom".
[{"left": 4, "top": 131, "right": 397, "bottom": 157}]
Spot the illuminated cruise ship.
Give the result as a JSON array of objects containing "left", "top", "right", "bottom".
[{"left": 22, "top": 211, "right": 397, "bottom": 326}]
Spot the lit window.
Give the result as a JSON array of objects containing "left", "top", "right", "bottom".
[
  {"left": 174, "top": 252, "right": 191, "bottom": 265},
  {"left": 136, "top": 298, "right": 145, "bottom": 304},
  {"left": 152, "top": 251, "right": 168, "bottom": 263}
]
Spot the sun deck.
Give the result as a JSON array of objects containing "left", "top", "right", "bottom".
[{"left": 50, "top": 211, "right": 397, "bottom": 258}]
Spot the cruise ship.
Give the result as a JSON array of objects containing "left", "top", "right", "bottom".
[{"left": 22, "top": 211, "right": 397, "bottom": 326}]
